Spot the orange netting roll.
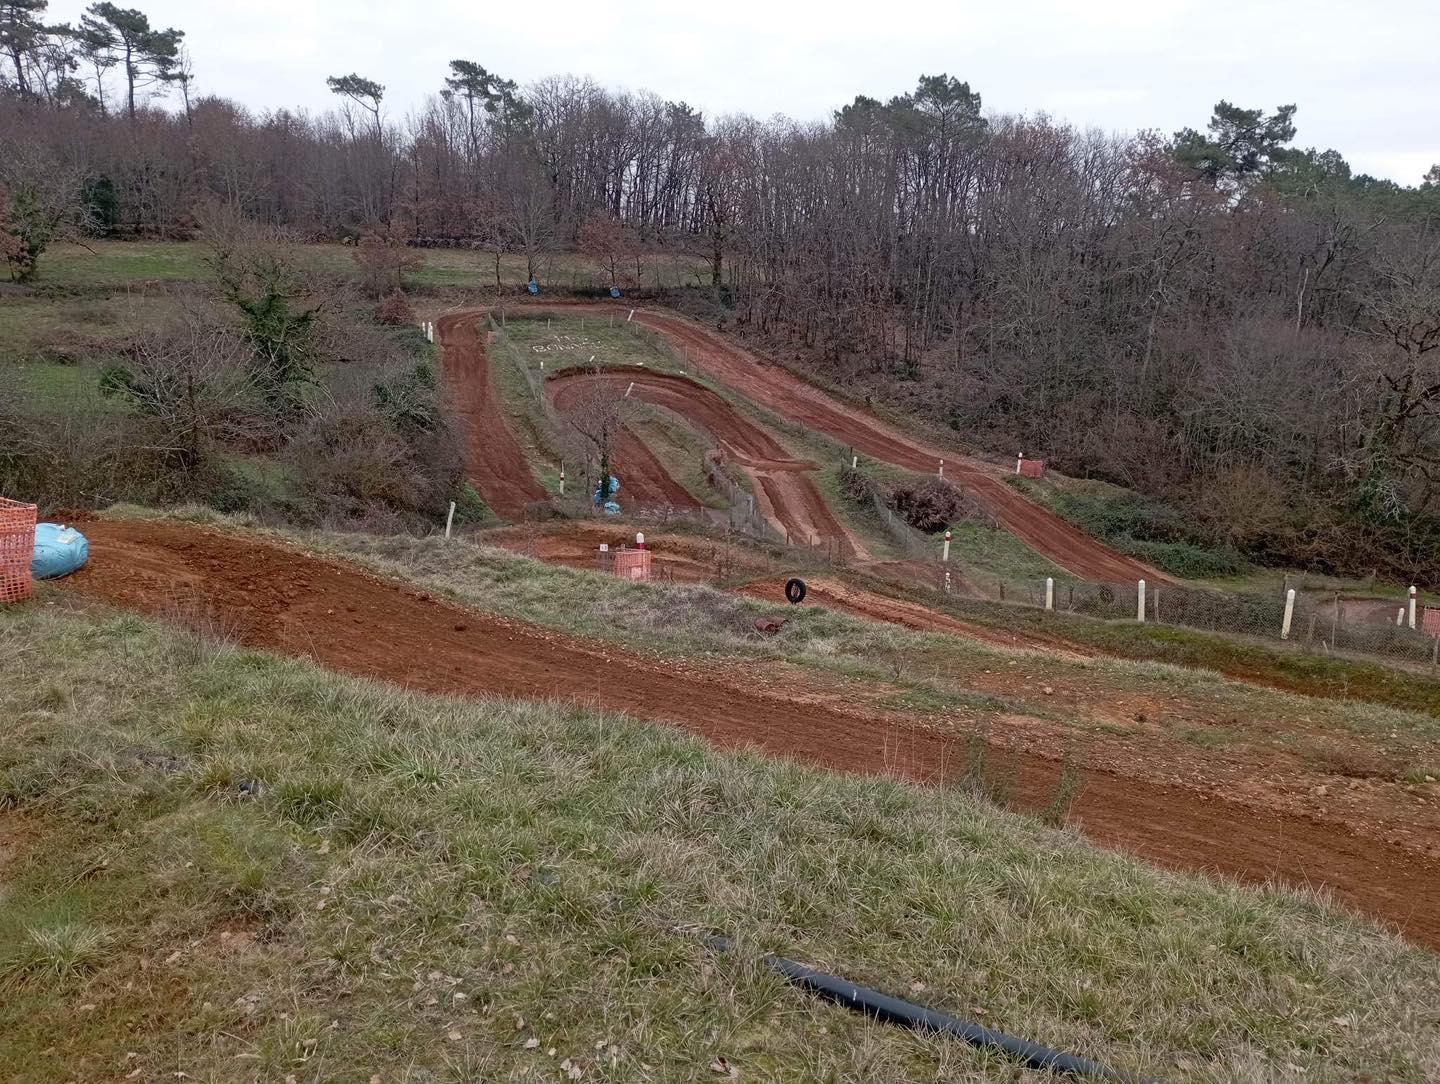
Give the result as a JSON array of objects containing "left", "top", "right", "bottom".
[{"left": 0, "top": 498, "right": 38, "bottom": 604}]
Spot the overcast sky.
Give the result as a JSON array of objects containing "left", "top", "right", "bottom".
[{"left": 56, "top": 0, "right": 1438, "bottom": 184}]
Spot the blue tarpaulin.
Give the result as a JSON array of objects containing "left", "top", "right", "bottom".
[{"left": 32, "top": 523, "right": 89, "bottom": 579}]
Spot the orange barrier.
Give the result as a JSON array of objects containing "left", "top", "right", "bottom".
[
  {"left": 612, "top": 549, "right": 652, "bottom": 582},
  {"left": 1424, "top": 606, "right": 1440, "bottom": 638},
  {"left": 0, "top": 498, "right": 37, "bottom": 603}
]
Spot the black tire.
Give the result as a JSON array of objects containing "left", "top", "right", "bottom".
[{"left": 785, "top": 578, "right": 807, "bottom": 605}]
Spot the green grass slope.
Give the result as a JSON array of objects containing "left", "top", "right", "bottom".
[{"left": 2, "top": 601, "right": 1438, "bottom": 1082}]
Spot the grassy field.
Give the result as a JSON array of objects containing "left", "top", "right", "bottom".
[
  {"left": 0, "top": 293, "right": 177, "bottom": 364},
  {"left": 32, "top": 241, "right": 705, "bottom": 292},
  {"left": 4, "top": 598, "right": 1439, "bottom": 1082}
]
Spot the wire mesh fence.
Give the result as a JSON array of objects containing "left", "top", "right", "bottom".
[{"left": 960, "top": 573, "right": 1440, "bottom": 673}]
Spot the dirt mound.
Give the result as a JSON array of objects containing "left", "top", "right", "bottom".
[{"left": 60, "top": 518, "right": 1440, "bottom": 950}]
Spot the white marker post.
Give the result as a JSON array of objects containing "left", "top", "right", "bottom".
[
  {"left": 1397, "top": 608, "right": 1406, "bottom": 627},
  {"left": 1045, "top": 577, "right": 1055, "bottom": 611},
  {"left": 635, "top": 532, "right": 645, "bottom": 550},
  {"left": 1409, "top": 586, "right": 1418, "bottom": 630},
  {"left": 944, "top": 570, "right": 952, "bottom": 595},
  {"left": 559, "top": 466, "right": 565, "bottom": 496},
  {"left": 938, "top": 458, "right": 945, "bottom": 479},
  {"left": 1137, "top": 579, "right": 1147, "bottom": 622},
  {"left": 851, "top": 455, "right": 858, "bottom": 469},
  {"left": 942, "top": 529, "right": 951, "bottom": 564},
  {"left": 628, "top": 309, "right": 635, "bottom": 322},
  {"left": 445, "top": 500, "right": 456, "bottom": 539},
  {"left": 1281, "top": 587, "right": 1296, "bottom": 640},
  {"left": 1016, "top": 452, "right": 1024, "bottom": 475},
  {"left": 625, "top": 381, "right": 635, "bottom": 398}
]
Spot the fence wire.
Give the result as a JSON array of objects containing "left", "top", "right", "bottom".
[{"left": 972, "top": 574, "right": 1440, "bottom": 673}]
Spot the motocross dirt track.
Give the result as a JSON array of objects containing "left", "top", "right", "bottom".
[
  {"left": 547, "top": 367, "right": 867, "bottom": 558},
  {"left": 561, "top": 305, "right": 1167, "bottom": 584},
  {"left": 65, "top": 518, "right": 1440, "bottom": 950},
  {"left": 435, "top": 311, "right": 546, "bottom": 518}
]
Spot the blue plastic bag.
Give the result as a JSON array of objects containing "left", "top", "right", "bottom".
[{"left": 32, "top": 522, "right": 89, "bottom": 579}]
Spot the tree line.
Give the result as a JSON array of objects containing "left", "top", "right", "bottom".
[{"left": 4, "top": 0, "right": 1440, "bottom": 580}]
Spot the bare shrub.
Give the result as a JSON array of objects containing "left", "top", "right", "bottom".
[
  {"left": 288, "top": 359, "right": 462, "bottom": 523},
  {"left": 374, "top": 290, "right": 415, "bottom": 326},
  {"left": 886, "top": 478, "right": 970, "bottom": 533},
  {"left": 353, "top": 228, "right": 424, "bottom": 297}
]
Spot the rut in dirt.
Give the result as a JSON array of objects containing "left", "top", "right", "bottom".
[{"left": 63, "top": 518, "right": 1440, "bottom": 951}]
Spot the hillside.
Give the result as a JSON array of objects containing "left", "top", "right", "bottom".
[{"left": 5, "top": 527, "right": 1440, "bottom": 1081}]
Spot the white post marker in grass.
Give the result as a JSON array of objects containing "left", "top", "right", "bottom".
[
  {"left": 851, "top": 455, "right": 858, "bottom": 469},
  {"left": 628, "top": 309, "right": 635, "bottom": 322},
  {"left": 445, "top": 500, "right": 455, "bottom": 539},
  {"left": 559, "top": 466, "right": 565, "bottom": 496},
  {"left": 938, "top": 458, "right": 945, "bottom": 479},
  {"left": 1397, "top": 608, "right": 1406, "bottom": 627},
  {"left": 1409, "top": 586, "right": 1418, "bottom": 629},
  {"left": 1045, "top": 577, "right": 1054, "bottom": 611},
  {"left": 625, "top": 381, "right": 635, "bottom": 398},
  {"left": 942, "top": 529, "right": 951, "bottom": 563},
  {"left": 944, "top": 570, "right": 952, "bottom": 594},
  {"left": 1281, "top": 587, "right": 1296, "bottom": 640},
  {"left": 1016, "top": 452, "right": 1024, "bottom": 475},
  {"left": 1137, "top": 579, "right": 1147, "bottom": 622},
  {"left": 635, "top": 532, "right": 645, "bottom": 550}
]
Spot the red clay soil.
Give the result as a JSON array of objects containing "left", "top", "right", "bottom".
[
  {"left": 435, "top": 311, "right": 546, "bottom": 518},
  {"left": 610, "top": 428, "right": 701, "bottom": 509},
  {"left": 63, "top": 518, "right": 1440, "bottom": 950},
  {"left": 548, "top": 367, "right": 868, "bottom": 558},
  {"left": 553, "top": 304, "right": 1167, "bottom": 585}
]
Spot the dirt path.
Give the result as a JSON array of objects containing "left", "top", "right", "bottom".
[
  {"left": 547, "top": 367, "right": 869, "bottom": 559},
  {"left": 63, "top": 519, "right": 1440, "bottom": 950},
  {"left": 610, "top": 428, "right": 702, "bottom": 509},
  {"left": 550, "top": 304, "right": 1167, "bottom": 584},
  {"left": 435, "top": 311, "right": 546, "bottom": 518}
]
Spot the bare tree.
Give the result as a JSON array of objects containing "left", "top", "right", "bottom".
[{"left": 559, "top": 378, "right": 636, "bottom": 502}]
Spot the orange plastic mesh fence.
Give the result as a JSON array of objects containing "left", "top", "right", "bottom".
[
  {"left": 611, "top": 549, "right": 652, "bottom": 582},
  {"left": 0, "top": 498, "right": 37, "bottom": 604}
]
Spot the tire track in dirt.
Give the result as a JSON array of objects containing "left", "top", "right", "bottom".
[
  {"left": 63, "top": 519, "right": 1440, "bottom": 950},
  {"left": 435, "top": 311, "right": 546, "bottom": 518},
  {"left": 547, "top": 367, "right": 869, "bottom": 559}
]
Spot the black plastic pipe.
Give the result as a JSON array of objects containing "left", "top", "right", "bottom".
[{"left": 702, "top": 934, "right": 1153, "bottom": 1082}]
